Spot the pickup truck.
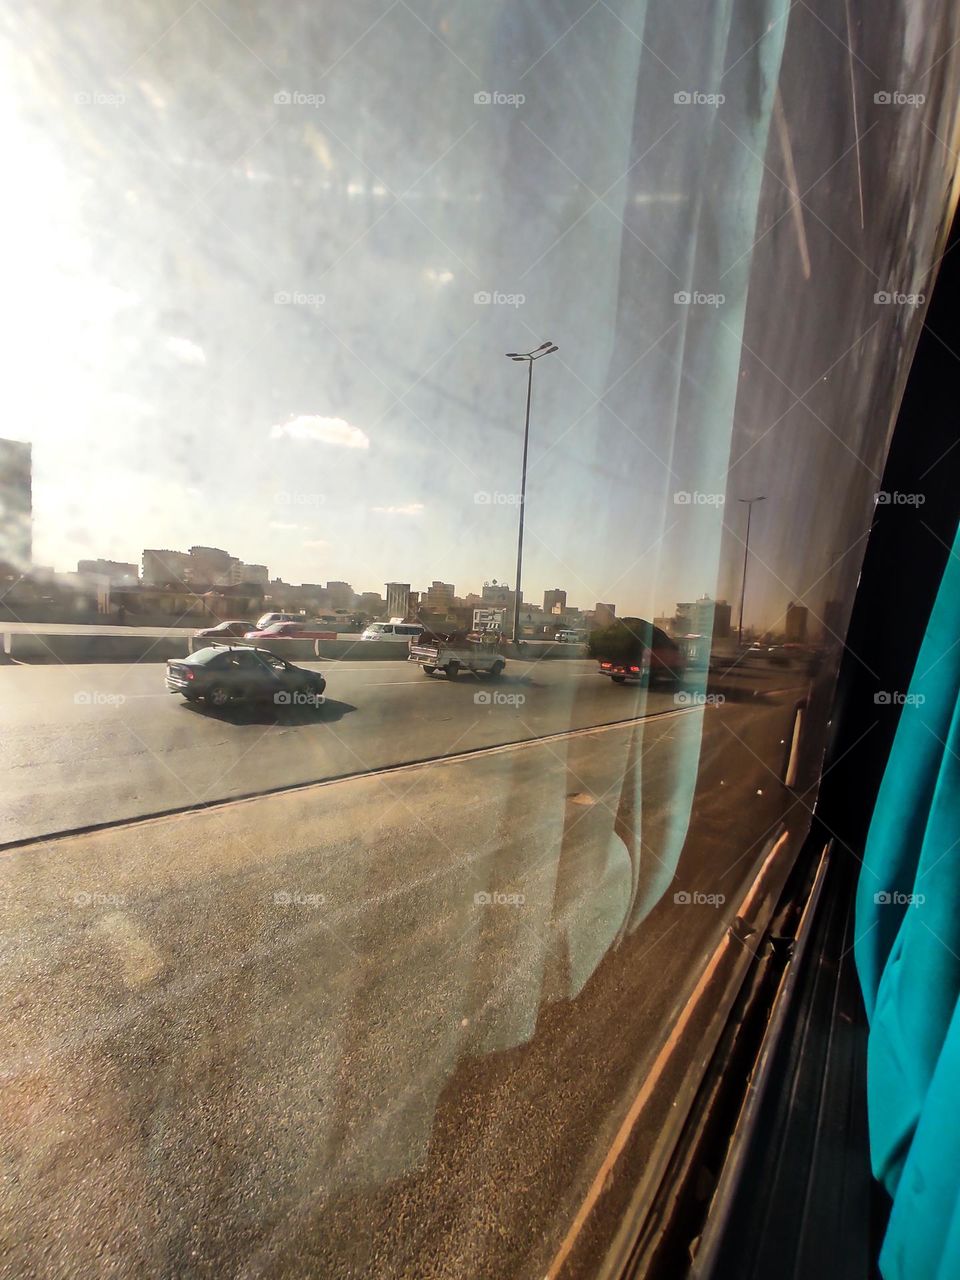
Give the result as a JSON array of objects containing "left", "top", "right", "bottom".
[
  {"left": 589, "top": 617, "right": 686, "bottom": 687},
  {"left": 408, "top": 629, "right": 506, "bottom": 680}
]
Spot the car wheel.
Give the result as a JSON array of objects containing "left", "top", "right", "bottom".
[
  {"left": 490, "top": 660, "right": 505, "bottom": 678},
  {"left": 446, "top": 662, "right": 460, "bottom": 680},
  {"left": 205, "top": 684, "right": 232, "bottom": 708},
  {"left": 422, "top": 665, "right": 436, "bottom": 676},
  {"left": 611, "top": 675, "right": 626, "bottom": 684}
]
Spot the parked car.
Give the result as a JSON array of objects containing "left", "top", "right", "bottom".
[
  {"left": 243, "top": 621, "right": 336, "bottom": 640},
  {"left": 165, "top": 645, "right": 326, "bottom": 709},
  {"left": 360, "top": 622, "right": 423, "bottom": 642},
  {"left": 194, "top": 619, "right": 255, "bottom": 639},
  {"left": 255, "top": 611, "right": 301, "bottom": 629}
]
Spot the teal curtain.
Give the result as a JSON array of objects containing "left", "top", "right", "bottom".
[{"left": 855, "top": 520, "right": 960, "bottom": 1280}]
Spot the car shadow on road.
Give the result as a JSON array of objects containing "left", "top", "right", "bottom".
[{"left": 181, "top": 698, "right": 358, "bottom": 726}]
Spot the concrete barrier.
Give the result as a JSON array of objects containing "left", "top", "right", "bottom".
[
  {"left": 317, "top": 639, "right": 408, "bottom": 660},
  {"left": 189, "top": 637, "right": 319, "bottom": 662},
  {"left": 7, "top": 633, "right": 190, "bottom": 663}
]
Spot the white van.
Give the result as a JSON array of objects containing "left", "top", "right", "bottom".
[
  {"left": 555, "top": 629, "right": 583, "bottom": 643},
  {"left": 360, "top": 622, "right": 423, "bottom": 642}
]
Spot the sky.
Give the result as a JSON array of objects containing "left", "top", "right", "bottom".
[{"left": 0, "top": 1, "right": 949, "bottom": 630}]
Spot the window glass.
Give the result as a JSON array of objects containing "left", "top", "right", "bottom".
[{"left": 2, "top": 3, "right": 959, "bottom": 1278}]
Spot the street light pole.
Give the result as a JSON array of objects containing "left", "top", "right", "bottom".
[
  {"left": 504, "top": 342, "right": 558, "bottom": 643},
  {"left": 737, "top": 495, "right": 766, "bottom": 646}
]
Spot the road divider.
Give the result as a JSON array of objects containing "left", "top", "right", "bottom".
[{"left": 4, "top": 632, "right": 190, "bottom": 664}]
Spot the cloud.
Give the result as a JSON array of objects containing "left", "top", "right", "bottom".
[
  {"left": 370, "top": 502, "right": 424, "bottom": 516},
  {"left": 304, "top": 539, "right": 329, "bottom": 548},
  {"left": 165, "top": 335, "right": 207, "bottom": 366},
  {"left": 270, "top": 415, "right": 369, "bottom": 449}
]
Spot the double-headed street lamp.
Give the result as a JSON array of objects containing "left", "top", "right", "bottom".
[
  {"left": 737, "top": 495, "right": 766, "bottom": 646},
  {"left": 504, "top": 341, "right": 558, "bottom": 643}
]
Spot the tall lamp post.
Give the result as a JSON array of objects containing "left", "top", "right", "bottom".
[
  {"left": 504, "top": 341, "right": 558, "bottom": 642},
  {"left": 737, "top": 495, "right": 766, "bottom": 646}
]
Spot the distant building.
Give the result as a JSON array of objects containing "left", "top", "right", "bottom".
[
  {"left": 142, "top": 549, "right": 193, "bottom": 587},
  {"left": 425, "top": 580, "right": 455, "bottom": 611},
  {"left": 594, "top": 602, "right": 616, "bottom": 628},
  {"left": 78, "top": 559, "right": 139, "bottom": 587},
  {"left": 543, "top": 588, "right": 567, "bottom": 614},
  {"left": 386, "top": 583, "right": 411, "bottom": 618},
  {"left": 785, "top": 601, "right": 809, "bottom": 642},
  {"left": 482, "top": 580, "right": 519, "bottom": 610},
  {"left": 359, "top": 591, "right": 385, "bottom": 615},
  {"left": 229, "top": 562, "right": 269, "bottom": 586},
  {"left": 326, "top": 581, "right": 354, "bottom": 610},
  {"left": 0, "top": 438, "right": 32, "bottom": 569},
  {"left": 674, "top": 595, "right": 732, "bottom": 639}
]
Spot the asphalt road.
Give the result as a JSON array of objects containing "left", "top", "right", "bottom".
[
  {"left": 1, "top": 657, "right": 813, "bottom": 1279},
  {"left": 1, "top": 657, "right": 706, "bottom": 845}
]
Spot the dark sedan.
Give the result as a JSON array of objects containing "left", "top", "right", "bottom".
[
  {"left": 194, "top": 620, "right": 256, "bottom": 639},
  {"left": 165, "top": 645, "right": 326, "bottom": 709}
]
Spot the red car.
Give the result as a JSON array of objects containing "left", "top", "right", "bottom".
[
  {"left": 242, "top": 621, "right": 337, "bottom": 641},
  {"left": 194, "top": 620, "right": 256, "bottom": 639}
]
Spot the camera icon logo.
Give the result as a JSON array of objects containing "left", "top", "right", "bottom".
[
  {"left": 474, "top": 91, "right": 492, "bottom": 105},
  {"left": 874, "top": 691, "right": 892, "bottom": 705},
  {"left": 673, "top": 490, "right": 692, "bottom": 503},
  {"left": 474, "top": 290, "right": 492, "bottom": 304},
  {"left": 874, "top": 291, "right": 892, "bottom": 304},
  {"left": 674, "top": 890, "right": 691, "bottom": 904},
  {"left": 274, "top": 90, "right": 292, "bottom": 104},
  {"left": 674, "top": 91, "right": 691, "bottom": 104},
  {"left": 874, "top": 91, "right": 892, "bottom": 104},
  {"left": 674, "top": 291, "right": 691, "bottom": 304},
  {"left": 274, "top": 291, "right": 291, "bottom": 304},
  {"left": 874, "top": 891, "right": 892, "bottom": 904},
  {"left": 474, "top": 691, "right": 492, "bottom": 705},
  {"left": 274, "top": 690, "right": 292, "bottom": 705}
]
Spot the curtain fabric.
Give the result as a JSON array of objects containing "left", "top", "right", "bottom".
[{"left": 855, "top": 519, "right": 960, "bottom": 1280}]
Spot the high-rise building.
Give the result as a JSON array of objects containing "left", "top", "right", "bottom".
[
  {"left": 188, "top": 546, "right": 237, "bottom": 585},
  {"left": 785, "top": 601, "right": 809, "bottom": 642},
  {"left": 594, "top": 602, "right": 616, "bottom": 627},
  {"left": 0, "top": 438, "right": 32, "bottom": 569},
  {"left": 425, "top": 580, "right": 455, "bottom": 611},
  {"left": 674, "top": 595, "right": 732, "bottom": 638},
  {"left": 386, "top": 582, "right": 410, "bottom": 618},
  {"left": 543, "top": 588, "right": 567, "bottom": 614},
  {"left": 482, "top": 580, "right": 518, "bottom": 609},
  {"left": 229, "top": 562, "right": 269, "bottom": 586}
]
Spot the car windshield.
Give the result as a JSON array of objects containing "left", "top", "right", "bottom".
[{"left": 3, "top": 3, "right": 959, "bottom": 1278}]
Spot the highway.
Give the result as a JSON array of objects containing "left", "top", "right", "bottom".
[
  {"left": 1, "top": 655, "right": 814, "bottom": 1278},
  {"left": 2, "top": 657, "right": 700, "bottom": 845}
]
